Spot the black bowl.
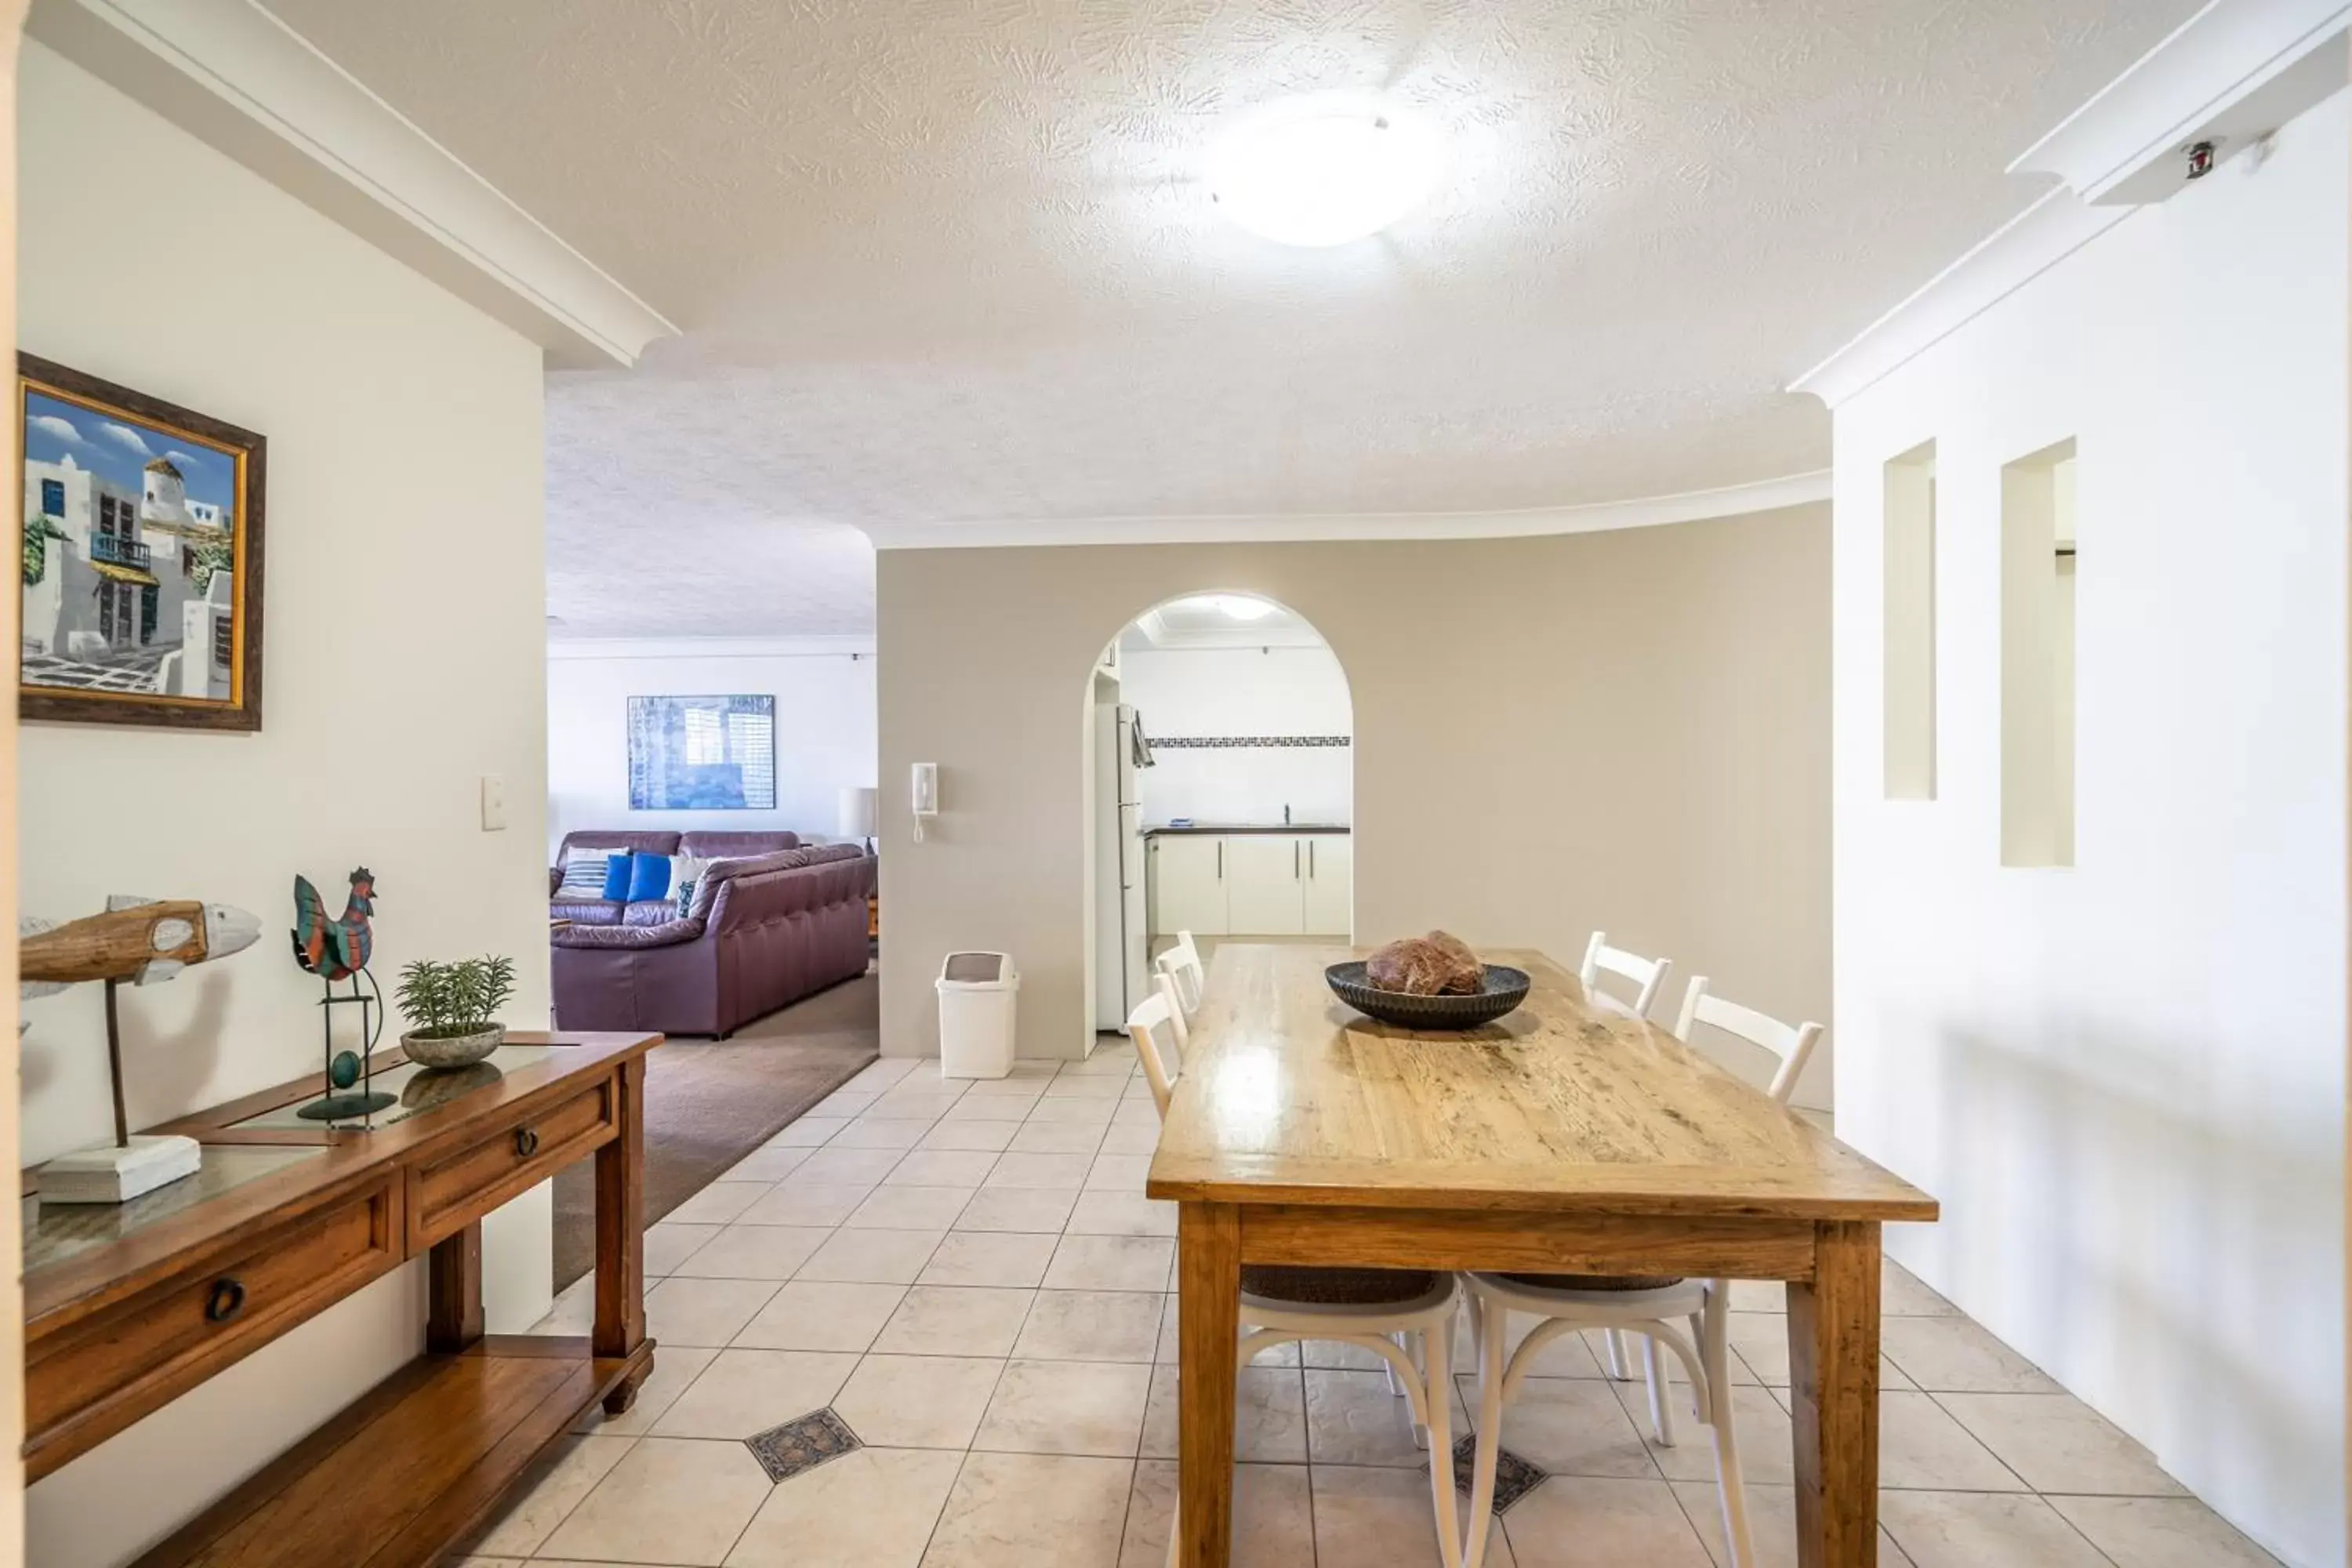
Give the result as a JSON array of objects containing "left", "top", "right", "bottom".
[{"left": 1324, "top": 962, "right": 1531, "bottom": 1031}]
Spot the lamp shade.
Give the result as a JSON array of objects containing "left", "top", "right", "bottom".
[{"left": 838, "top": 786, "right": 878, "bottom": 840}]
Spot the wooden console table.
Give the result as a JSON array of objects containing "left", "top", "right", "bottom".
[{"left": 21, "top": 1029, "right": 662, "bottom": 1568}]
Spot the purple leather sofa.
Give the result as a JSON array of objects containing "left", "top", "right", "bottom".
[{"left": 550, "top": 830, "right": 874, "bottom": 1038}]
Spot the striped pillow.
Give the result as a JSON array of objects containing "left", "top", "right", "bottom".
[{"left": 556, "top": 846, "right": 623, "bottom": 898}]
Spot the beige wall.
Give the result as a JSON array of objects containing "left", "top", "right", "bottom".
[
  {"left": 20, "top": 44, "right": 552, "bottom": 1566},
  {"left": 877, "top": 504, "right": 1831, "bottom": 1105}
]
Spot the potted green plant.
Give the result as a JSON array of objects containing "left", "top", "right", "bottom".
[{"left": 394, "top": 955, "right": 517, "bottom": 1069}]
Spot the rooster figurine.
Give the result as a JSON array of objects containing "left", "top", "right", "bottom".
[{"left": 291, "top": 867, "right": 377, "bottom": 981}]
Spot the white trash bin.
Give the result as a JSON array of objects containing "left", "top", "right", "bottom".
[{"left": 937, "top": 952, "right": 1018, "bottom": 1080}]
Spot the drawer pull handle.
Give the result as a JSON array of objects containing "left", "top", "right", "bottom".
[
  {"left": 204, "top": 1278, "right": 246, "bottom": 1324},
  {"left": 514, "top": 1127, "right": 540, "bottom": 1158}
]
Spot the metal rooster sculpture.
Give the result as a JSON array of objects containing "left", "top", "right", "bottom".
[
  {"left": 290, "top": 867, "right": 392, "bottom": 1120},
  {"left": 291, "top": 867, "right": 376, "bottom": 981}
]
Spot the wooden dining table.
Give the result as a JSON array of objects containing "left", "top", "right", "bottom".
[{"left": 1145, "top": 944, "right": 1938, "bottom": 1568}]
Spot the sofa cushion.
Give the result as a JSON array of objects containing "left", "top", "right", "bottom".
[
  {"left": 556, "top": 847, "right": 625, "bottom": 898},
  {"left": 561, "top": 830, "right": 681, "bottom": 860},
  {"left": 626, "top": 852, "right": 672, "bottom": 902},
  {"left": 623, "top": 898, "right": 680, "bottom": 927},
  {"left": 670, "top": 855, "right": 713, "bottom": 916},
  {"left": 553, "top": 917, "right": 704, "bottom": 948},
  {"left": 600, "top": 855, "right": 635, "bottom": 901},
  {"left": 551, "top": 897, "right": 625, "bottom": 926},
  {"left": 680, "top": 844, "right": 872, "bottom": 922},
  {"left": 686, "top": 848, "right": 808, "bottom": 920},
  {"left": 678, "top": 830, "right": 800, "bottom": 860}
]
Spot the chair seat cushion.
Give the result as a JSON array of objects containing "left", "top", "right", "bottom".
[
  {"left": 1241, "top": 1265, "right": 1444, "bottom": 1306},
  {"left": 1498, "top": 1272, "right": 1686, "bottom": 1292}
]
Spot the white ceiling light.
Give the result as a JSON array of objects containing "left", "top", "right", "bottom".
[
  {"left": 1169, "top": 593, "right": 1278, "bottom": 621},
  {"left": 1207, "top": 103, "right": 1446, "bottom": 247}
]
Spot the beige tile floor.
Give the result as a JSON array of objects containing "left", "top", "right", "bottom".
[{"left": 453, "top": 1052, "right": 2280, "bottom": 1568}]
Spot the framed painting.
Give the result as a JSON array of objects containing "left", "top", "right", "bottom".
[
  {"left": 18, "top": 354, "right": 266, "bottom": 731},
  {"left": 627, "top": 695, "right": 777, "bottom": 810}
]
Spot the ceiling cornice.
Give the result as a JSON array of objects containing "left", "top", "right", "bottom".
[
  {"left": 1793, "top": 0, "right": 2348, "bottom": 410},
  {"left": 1788, "top": 191, "right": 2134, "bottom": 409},
  {"left": 27, "top": 0, "right": 677, "bottom": 368},
  {"left": 548, "top": 635, "right": 876, "bottom": 662},
  {"left": 858, "top": 470, "right": 1831, "bottom": 551},
  {"left": 2011, "top": 0, "right": 2349, "bottom": 203}
]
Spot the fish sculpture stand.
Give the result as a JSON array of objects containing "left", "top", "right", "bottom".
[
  {"left": 290, "top": 867, "right": 394, "bottom": 1120},
  {"left": 20, "top": 895, "right": 261, "bottom": 1203}
]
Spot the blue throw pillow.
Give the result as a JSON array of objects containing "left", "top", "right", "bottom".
[
  {"left": 601, "top": 854, "right": 633, "bottom": 901},
  {"left": 626, "top": 851, "right": 672, "bottom": 902}
]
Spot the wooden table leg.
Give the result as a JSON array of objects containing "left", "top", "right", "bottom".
[
  {"left": 1176, "top": 1201, "right": 1240, "bottom": 1568},
  {"left": 1788, "top": 1220, "right": 1882, "bottom": 1566},
  {"left": 425, "top": 1221, "right": 483, "bottom": 1353},
  {"left": 593, "top": 1053, "right": 652, "bottom": 1414}
]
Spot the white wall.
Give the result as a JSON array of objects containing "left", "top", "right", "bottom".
[
  {"left": 546, "top": 638, "right": 877, "bottom": 855},
  {"left": 1829, "top": 93, "right": 2347, "bottom": 1567},
  {"left": 18, "top": 44, "right": 554, "bottom": 1567},
  {"left": 1118, "top": 644, "right": 1352, "bottom": 826}
]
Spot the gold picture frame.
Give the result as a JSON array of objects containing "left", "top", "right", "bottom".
[{"left": 18, "top": 353, "right": 266, "bottom": 731}]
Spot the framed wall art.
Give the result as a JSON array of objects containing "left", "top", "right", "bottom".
[
  {"left": 19, "top": 353, "right": 266, "bottom": 731},
  {"left": 627, "top": 695, "right": 777, "bottom": 810}
]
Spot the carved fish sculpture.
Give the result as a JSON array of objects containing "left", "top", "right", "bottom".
[{"left": 20, "top": 897, "right": 263, "bottom": 1001}]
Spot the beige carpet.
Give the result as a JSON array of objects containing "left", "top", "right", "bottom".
[{"left": 551, "top": 971, "right": 878, "bottom": 1289}]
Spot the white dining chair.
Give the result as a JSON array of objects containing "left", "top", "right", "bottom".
[
  {"left": 1126, "top": 992, "right": 1466, "bottom": 1568},
  {"left": 1455, "top": 978, "right": 1824, "bottom": 1568},
  {"left": 1152, "top": 967, "right": 1189, "bottom": 1054},
  {"left": 1577, "top": 930, "right": 1675, "bottom": 1381},
  {"left": 1154, "top": 929, "right": 1206, "bottom": 1015},
  {"left": 1579, "top": 930, "right": 1673, "bottom": 1021}
]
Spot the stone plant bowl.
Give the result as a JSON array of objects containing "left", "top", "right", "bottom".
[
  {"left": 1324, "top": 963, "right": 1530, "bottom": 1031},
  {"left": 401, "top": 1025, "right": 504, "bottom": 1069}
]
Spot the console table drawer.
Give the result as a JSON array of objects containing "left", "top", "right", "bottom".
[
  {"left": 27, "top": 1172, "right": 401, "bottom": 1477},
  {"left": 410, "top": 1076, "right": 615, "bottom": 1246}
]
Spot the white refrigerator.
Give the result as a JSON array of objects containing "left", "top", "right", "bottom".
[{"left": 1094, "top": 702, "right": 1149, "bottom": 1032}]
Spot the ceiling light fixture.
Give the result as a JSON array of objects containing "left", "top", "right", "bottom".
[
  {"left": 1168, "top": 593, "right": 1277, "bottom": 622},
  {"left": 1207, "top": 102, "right": 1445, "bottom": 247}
]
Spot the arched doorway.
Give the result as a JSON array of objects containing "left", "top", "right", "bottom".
[{"left": 1081, "top": 591, "right": 1355, "bottom": 1045}]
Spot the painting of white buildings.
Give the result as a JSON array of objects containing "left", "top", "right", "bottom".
[{"left": 21, "top": 389, "right": 238, "bottom": 699}]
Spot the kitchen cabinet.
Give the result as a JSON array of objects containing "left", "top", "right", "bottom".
[
  {"left": 1224, "top": 835, "right": 1305, "bottom": 935},
  {"left": 1301, "top": 832, "right": 1353, "bottom": 936},
  {"left": 1149, "top": 832, "right": 1352, "bottom": 939},
  {"left": 1148, "top": 833, "right": 1228, "bottom": 936}
]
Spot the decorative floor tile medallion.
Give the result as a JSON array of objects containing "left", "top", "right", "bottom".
[
  {"left": 1448, "top": 1436, "right": 1548, "bottom": 1514},
  {"left": 747, "top": 1407, "right": 862, "bottom": 1483}
]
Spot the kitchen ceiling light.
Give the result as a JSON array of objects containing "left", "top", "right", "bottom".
[
  {"left": 1207, "top": 105, "right": 1445, "bottom": 247},
  {"left": 1167, "top": 593, "right": 1278, "bottom": 622}
]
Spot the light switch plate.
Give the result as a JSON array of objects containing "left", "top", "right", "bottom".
[{"left": 480, "top": 774, "right": 506, "bottom": 832}]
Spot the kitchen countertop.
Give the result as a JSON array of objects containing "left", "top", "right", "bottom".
[{"left": 1143, "top": 823, "right": 1351, "bottom": 835}]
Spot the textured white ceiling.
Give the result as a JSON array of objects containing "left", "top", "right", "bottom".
[{"left": 265, "top": 0, "right": 2198, "bottom": 637}]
